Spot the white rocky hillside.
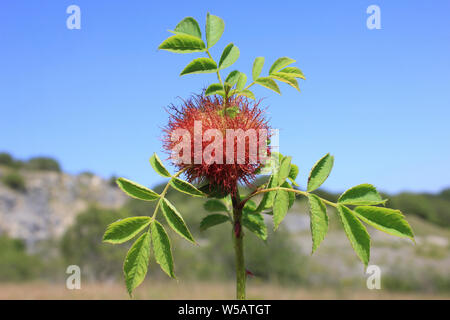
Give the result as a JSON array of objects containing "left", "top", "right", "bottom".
[{"left": 0, "top": 166, "right": 127, "bottom": 249}]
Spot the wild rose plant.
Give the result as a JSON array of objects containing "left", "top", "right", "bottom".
[{"left": 103, "top": 13, "right": 415, "bottom": 300}]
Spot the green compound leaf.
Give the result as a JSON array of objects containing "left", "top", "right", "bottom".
[
  {"left": 256, "top": 174, "right": 278, "bottom": 212},
  {"left": 243, "top": 199, "right": 257, "bottom": 212},
  {"left": 273, "top": 189, "right": 290, "bottom": 230},
  {"left": 288, "top": 164, "right": 299, "bottom": 186},
  {"left": 354, "top": 206, "right": 415, "bottom": 241},
  {"left": 116, "top": 178, "right": 159, "bottom": 201},
  {"left": 199, "top": 183, "right": 229, "bottom": 199},
  {"left": 180, "top": 58, "right": 217, "bottom": 76},
  {"left": 243, "top": 212, "right": 267, "bottom": 241},
  {"left": 160, "top": 198, "right": 196, "bottom": 244},
  {"left": 270, "top": 72, "right": 300, "bottom": 91},
  {"left": 269, "top": 57, "right": 296, "bottom": 74},
  {"left": 237, "top": 89, "right": 255, "bottom": 99},
  {"left": 307, "top": 153, "right": 334, "bottom": 192},
  {"left": 170, "top": 178, "right": 205, "bottom": 197},
  {"left": 149, "top": 153, "right": 171, "bottom": 178},
  {"left": 169, "top": 17, "right": 202, "bottom": 39},
  {"left": 123, "top": 232, "right": 151, "bottom": 296},
  {"left": 281, "top": 181, "right": 296, "bottom": 209},
  {"left": 225, "top": 70, "right": 241, "bottom": 86},
  {"left": 205, "top": 83, "right": 224, "bottom": 96},
  {"left": 219, "top": 43, "right": 240, "bottom": 69},
  {"left": 338, "top": 184, "right": 387, "bottom": 206},
  {"left": 206, "top": 13, "right": 225, "bottom": 48},
  {"left": 103, "top": 216, "right": 151, "bottom": 244},
  {"left": 308, "top": 194, "right": 328, "bottom": 253},
  {"left": 337, "top": 205, "right": 371, "bottom": 267},
  {"left": 203, "top": 199, "right": 229, "bottom": 212},
  {"left": 255, "top": 77, "right": 281, "bottom": 94},
  {"left": 150, "top": 220, "right": 175, "bottom": 278},
  {"left": 252, "top": 57, "right": 265, "bottom": 81},
  {"left": 278, "top": 66, "right": 305, "bottom": 79},
  {"left": 158, "top": 34, "right": 206, "bottom": 53},
  {"left": 200, "top": 214, "right": 230, "bottom": 231},
  {"left": 235, "top": 73, "right": 247, "bottom": 91},
  {"left": 278, "top": 156, "right": 292, "bottom": 186}
]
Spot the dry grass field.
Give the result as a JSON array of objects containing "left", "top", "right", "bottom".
[{"left": 0, "top": 281, "right": 448, "bottom": 300}]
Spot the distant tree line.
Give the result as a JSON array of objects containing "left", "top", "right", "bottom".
[
  {"left": 0, "top": 152, "right": 62, "bottom": 192},
  {"left": 0, "top": 152, "right": 61, "bottom": 172}
]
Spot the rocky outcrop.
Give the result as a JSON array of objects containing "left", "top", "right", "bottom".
[{"left": 0, "top": 167, "right": 127, "bottom": 249}]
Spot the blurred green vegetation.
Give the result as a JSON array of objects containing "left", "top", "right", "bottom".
[
  {"left": 0, "top": 236, "right": 42, "bottom": 281},
  {"left": 60, "top": 207, "right": 130, "bottom": 281},
  {"left": 25, "top": 157, "right": 61, "bottom": 172},
  {"left": 1, "top": 171, "right": 26, "bottom": 192},
  {"left": 0, "top": 152, "right": 61, "bottom": 172}
]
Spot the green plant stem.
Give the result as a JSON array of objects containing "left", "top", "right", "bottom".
[
  {"left": 151, "top": 167, "right": 188, "bottom": 220},
  {"left": 243, "top": 186, "right": 338, "bottom": 208},
  {"left": 243, "top": 81, "right": 255, "bottom": 90},
  {"left": 206, "top": 49, "right": 223, "bottom": 86},
  {"left": 232, "top": 188, "right": 246, "bottom": 300}
]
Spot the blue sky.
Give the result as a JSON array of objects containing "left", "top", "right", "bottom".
[{"left": 1, "top": 0, "right": 449, "bottom": 194}]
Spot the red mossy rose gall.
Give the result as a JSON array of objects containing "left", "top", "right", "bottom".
[{"left": 162, "top": 93, "right": 271, "bottom": 195}]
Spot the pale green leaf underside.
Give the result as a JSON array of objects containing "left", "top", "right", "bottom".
[
  {"left": 103, "top": 216, "right": 151, "bottom": 244},
  {"left": 237, "top": 89, "right": 255, "bottom": 99},
  {"left": 307, "top": 153, "right": 334, "bottom": 192},
  {"left": 161, "top": 198, "right": 195, "bottom": 243},
  {"left": 123, "top": 232, "right": 151, "bottom": 296},
  {"left": 256, "top": 175, "right": 277, "bottom": 212},
  {"left": 170, "top": 17, "right": 202, "bottom": 39},
  {"left": 200, "top": 214, "right": 230, "bottom": 231},
  {"left": 206, "top": 13, "right": 224, "bottom": 48},
  {"left": 278, "top": 181, "right": 295, "bottom": 209},
  {"left": 149, "top": 153, "right": 171, "bottom": 178},
  {"left": 337, "top": 205, "right": 371, "bottom": 267},
  {"left": 270, "top": 73, "right": 300, "bottom": 91},
  {"left": 236, "top": 73, "right": 247, "bottom": 91},
  {"left": 269, "top": 57, "right": 296, "bottom": 74},
  {"left": 219, "top": 43, "right": 240, "bottom": 69},
  {"left": 308, "top": 194, "right": 328, "bottom": 253},
  {"left": 150, "top": 220, "right": 175, "bottom": 278},
  {"left": 252, "top": 57, "right": 265, "bottom": 80},
  {"left": 278, "top": 66, "right": 305, "bottom": 79},
  {"left": 278, "top": 156, "right": 292, "bottom": 185},
  {"left": 170, "top": 178, "right": 205, "bottom": 197},
  {"left": 158, "top": 34, "right": 206, "bottom": 53},
  {"left": 180, "top": 58, "right": 217, "bottom": 76},
  {"left": 273, "top": 189, "right": 290, "bottom": 230},
  {"left": 255, "top": 77, "right": 280, "bottom": 94},
  {"left": 288, "top": 163, "right": 299, "bottom": 186},
  {"left": 338, "top": 183, "right": 387, "bottom": 206},
  {"left": 354, "top": 206, "right": 415, "bottom": 241},
  {"left": 116, "top": 178, "right": 159, "bottom": 201}
]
